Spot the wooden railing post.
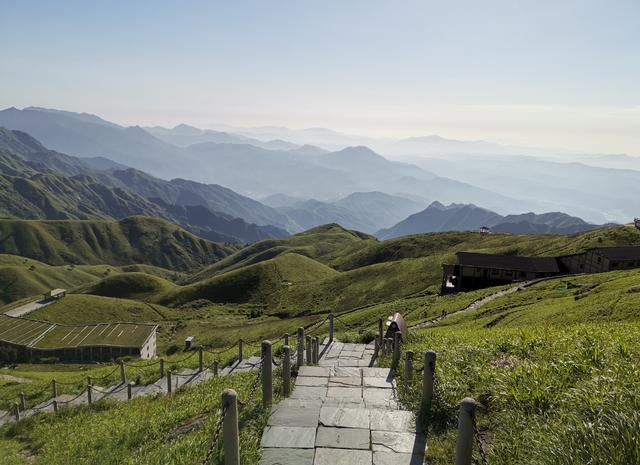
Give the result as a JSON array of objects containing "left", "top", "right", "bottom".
[
  {"left": 296, "top": 327, "right": 304, "bottom": 367},
  {"left": 378, "top": 318, "right": 384, "bottom": 347},
  {"left": 127, "top": 381, "right": 134, "bottom": 400},
  {"left": 284, "top": 333, "right": 289, "bottom": 346},
  {"left": 198, "top": 346, "right": 204, "bottom": 372},
  {"left": 392, "top": 331, "right": 402, "bottom": 368},
  {"left": 238, "top": 338, "right": 244, "bottom": 362},
  {"left": 167, "top": 371, "right": 172, "bottom": 395},
  {"left": 159, "top": 358, "right": 165, "bottom": 378},
  {"left": 422, "top": 351, "right": 437, "bottom": 411},
  {"left": 261, "top": 340, "right": 273, "bottom": 408},
  {"left": 52, "top": 400, "right": 58, "bottom": 413},
  {"left": 404, "top": 350, "right": 414, "bottom": 381},
  {"left": 329, "top": 313, "right": 334, "bottom": 342},
  {"left": 19, "top": 392, "right": 26, "bottom": 411},
  {"left": 456, "top": 398, "right": 480, "bottom": 465},
  {"left": 87, "top": 384, "right": 92, "bottom": 404},
  {"left": 213, "top": 360, "right": 219, "bottom": 376},
  {"left": 51, "top": 379, "right": 57, "bottom": 398},
  {"left": 222, "top": 389, "right": 240, "bottom": 465},
  {"left": 283, "top": 345, "right": 291, "bottom": 397},
  {"left": 119, "top": 360, "right": 126, "bottom": 384},
  {"left": 13, "top": 403, "right": 19, "bottom": 421},
  {"left": 311, "top": 337, "right": 318, "bottom": 364},
  {"left": 305, "top": 335, "right": 312, "bottom": 365},
  {"left": 374, "top": 336, "right": 380, "bottom": 357}
]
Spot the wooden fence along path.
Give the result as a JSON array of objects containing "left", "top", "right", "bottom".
[{"left": 0, "top": 314, "right": 488, "bottom": 465}]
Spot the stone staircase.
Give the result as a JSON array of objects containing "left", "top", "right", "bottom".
[{"left": 259, "top": 340, "right": 426, "bottom": 465}]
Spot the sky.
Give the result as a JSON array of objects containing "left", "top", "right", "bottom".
[{"left": 1, "top": 0, "right": 638, "bottom": 155}]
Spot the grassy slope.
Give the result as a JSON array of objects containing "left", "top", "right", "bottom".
[
  {"left": 385, "top": 268, "right": 640, "bottom": 465},
  {"left": 0, "top": 254, "right": 185, "bottom": 305},
  {"left": 0, "top": 216, "right": 236, "bottom": 270}
]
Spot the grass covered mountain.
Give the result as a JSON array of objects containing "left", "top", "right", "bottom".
[
  {"left": 77, "top": 223, "right": 640, "bottom": 316},
  {"left": 276, "top": 192, "right": 425, "bottom": 233},
  {"left": 0, "top": 216, "right": 236, "bottom": 270},
  {"left": 0, "top": 127, "right": 289, "bottom": 242},
  {"left": 377, "top": 201, "right": 606, "bottom": 239}
]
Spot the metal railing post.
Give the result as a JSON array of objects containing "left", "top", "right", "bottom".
[
  {"left": 329, "top": 313, "right": 334, "bottom": 342},
  {"left": 283, "top": 345, "right": 291, "bottom": 397},
  {"left": 222, "top": 389, "right": 240, "bottom": 465},
  {"left": 422, "top": 351, "right": 436, "bottom": 411},
  {"left": 198, "top": 346, "right": 204, "bottom": 372},
  {"left": 238, "top": 338, "right": 244, "bottom": 362},
  {"left": 296, "top": 327, "right": 304, "bottom": 367},
  {"left": 404, "top": 350, "right": 414, "bottom": 381},
  {"left": 456, "top": 398, "right": 480, "bottom": 465},
  {"left": 262, "top": 340, "right": 273, "bottom": 408}
]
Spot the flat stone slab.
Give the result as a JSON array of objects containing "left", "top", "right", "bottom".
[
  {"left": 334, "top": 367, "right": 361, "bottom": 377},
  {"left": 373, "top": 451, "right": 425, "bottom": 465},
  {"left": 290, "top": 386, "right": 328, "bottom": 400},
  {"left": 315, "top": 426, "right": 371, "bottom": 450},
  {"left": 371, "top": 431, "right": 426, "bottom": 454},
  {"left": 261, "top": 426, "right": 316, "bottom": 448},
  {"left": 268, "top": 406, "right": 320, "bottom": 427},
  {"left": 328, "top": 377, "right": 362, "bottom": 387},
  {"left": 370, "top": 410, "right": 416, "bottom": 432},
  {"left": 259, "top": 448, "right": 315, "bottom": 465},
  {"left": 361, "top": 368, "right": 392, "bottom": 378},
  {"left": 314, "top": 448, "right": 372, "bottom": 465},
  {"left": 296, "top": 376, "right": 329, "bottom": 387},
  {"left": 363, "top": 377, "right": 395, "bottom": 389},
  {"left": 326, "top": 387, "right": 362, "bottom": 400},
  {"left": 299, "top": 366, "right": 332, "bottom": 377},
  {"left": 363, "top": 388, "right": 394, "bottom": 403},
  {"left": 320, "top": 406, "right": 369, "bottom": 428}
]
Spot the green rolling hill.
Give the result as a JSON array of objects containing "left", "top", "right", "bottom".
[{"left": 0, "top": 216, "right": 236, "bottom": 270}]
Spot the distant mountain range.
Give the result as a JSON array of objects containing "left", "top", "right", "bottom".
[
  {"left": 376, "top": 202, "right": 611, "bottom": 239},
  {"left": 276, "top": 192, "right": 426, "bottom": 234},
  {"left": 0, "top": 128, "right": 288, "bottom": 243}
]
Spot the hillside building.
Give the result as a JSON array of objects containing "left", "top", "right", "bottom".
[
  {"left": 43, "top": 289, "right": 66, "bottom": 302},
  {"left": 0, "top": 315, "right": 158, "bottom": 363},
  {"left": 442, "top": 246, "right": 640, "bottom": 293}
]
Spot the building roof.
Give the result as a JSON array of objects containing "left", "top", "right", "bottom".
[
  {"left": 456, "top": 252, "right": 560, "bottom": 273},
  {"left": 593, "top": 246, "right": 640, "bottom": 260}
]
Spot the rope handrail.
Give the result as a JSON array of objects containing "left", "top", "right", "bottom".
[
  {"left": 55, "top": 390, "right": 87, "bottom": 405},
  {"left": 93, "top": 365, "right": 121, "bottom": 380},
  {"left": 124, "top": 359, "right": 161, "bottom": 369},
  {"left": 168, "top": 351, "right": 198, "bottom": 364}
]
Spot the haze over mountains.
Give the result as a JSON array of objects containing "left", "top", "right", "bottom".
[{"left": 0, "top": 106, "right": 635, "bottom": 241}]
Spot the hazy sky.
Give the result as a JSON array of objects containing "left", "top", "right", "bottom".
[{"left": 1, "top": 0, "right": 638, "bottom": 154}]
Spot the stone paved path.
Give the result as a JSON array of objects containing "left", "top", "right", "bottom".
[{"left": 259, "top": 340, "right": 426, "bottom": 465}]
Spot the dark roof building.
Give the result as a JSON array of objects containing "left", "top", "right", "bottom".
[{"left": 442, "top": 245, "right": 640, "bottom": 294}]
